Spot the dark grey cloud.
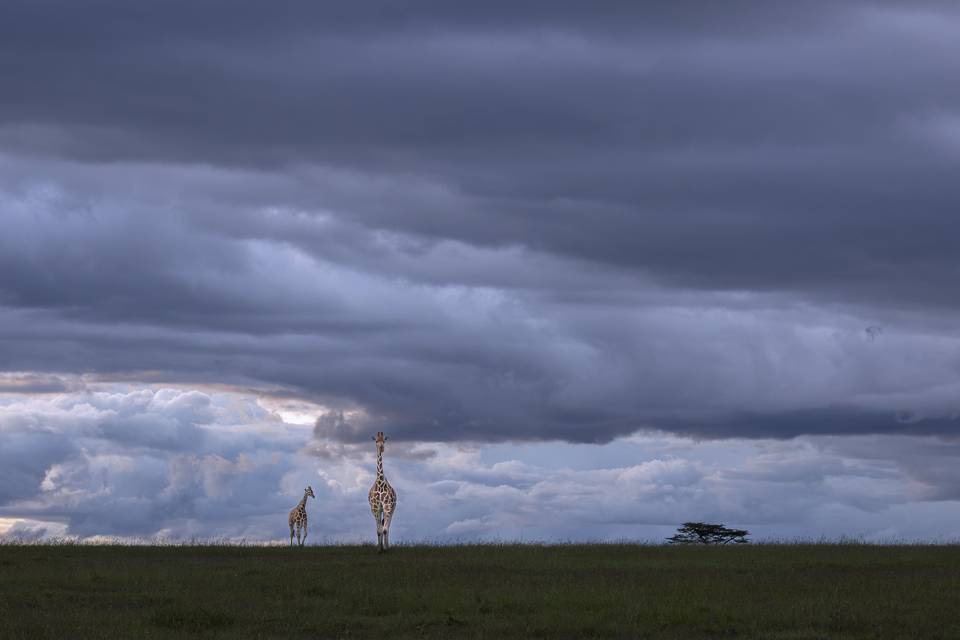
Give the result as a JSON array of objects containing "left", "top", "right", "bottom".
[
  {"left": 818, "top": 435, "right": 960, "bottom": 502},
  {"left": 0, "top": 431, "right": 76, "bottom": 504},
  {"left": 2, "top": 2, "right": 960, "bottom": 445},
  {"left": 3, "top": 0, "right": 959, "bottom": 310},
  {"left": 0, "top": 373, "right": 80, "bottom": 393},
  {"left": 668, "top": 409, "right": 960, "bottom": 440}
]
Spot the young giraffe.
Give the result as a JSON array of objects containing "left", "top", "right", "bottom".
[
  {"left": 368, "top": 432, "right": 397, "bottom": 551},
  {"left": 288, "top": 485, "right": 315, "bottom": 547}
]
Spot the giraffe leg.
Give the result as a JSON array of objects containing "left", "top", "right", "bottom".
[
  {"left": 302, "top": 521, "right": 308, "bottom": 547},
  {"left": 382, "top": 511, "right": 394, "bottom": 550},
  {"left": 372, "top": 509, "right": 383, "bottom": 551},
  {"left": 290, "top": 524, "right": 295, "bottom": 546}
]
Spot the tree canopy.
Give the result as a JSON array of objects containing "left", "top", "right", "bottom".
[{"left": 667, "top": 522, "right": 749, "bottom": 545}]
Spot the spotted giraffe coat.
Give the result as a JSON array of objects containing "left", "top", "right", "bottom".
[
  {"left": 369, "top": 432, "right": 397, "bottom": 550},
  {"left": 289, "top": 486, "right": 315, "bottom": 546}
]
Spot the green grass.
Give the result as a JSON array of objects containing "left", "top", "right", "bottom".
[{"left": 1, "top": 543, "right": 959, "bottom": 639}]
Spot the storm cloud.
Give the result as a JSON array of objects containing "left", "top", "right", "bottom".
[{"left": 2, "top": 1, "right": 960, "bottom": 540}]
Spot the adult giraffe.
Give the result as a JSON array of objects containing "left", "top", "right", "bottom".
[
  {"left": 288, "top": 485, "right": 315, "bottom": 546},
  {"left": 368, "top": 432, "right": 397, "bottom": 551}
]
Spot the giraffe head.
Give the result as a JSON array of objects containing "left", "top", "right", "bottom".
[
  {"left": 372, "top": 431, "right": 388, "bottom": 453},
  {"left": 305, "top": 485, "right": 315, "bottom": 499}
]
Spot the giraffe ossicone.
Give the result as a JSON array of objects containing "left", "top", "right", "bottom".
[
  {"left": 368, "top": 431, "right": 397, "bottom": 552},
  {"left": 288, "top": 485, "right": 315, "bottom": 547}
]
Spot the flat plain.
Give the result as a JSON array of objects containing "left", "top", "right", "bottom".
[{"left": 1, "top": 543, "right": 958, "bottom": 639}]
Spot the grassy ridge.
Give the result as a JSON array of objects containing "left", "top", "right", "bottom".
[{"left": 1, "top": 543, "right": 959, "bottom": 639}]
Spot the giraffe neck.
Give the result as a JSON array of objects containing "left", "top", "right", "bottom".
[
  {"left": 376, "top": 449, "right": 385, "bottom": 480},
  {"left": 298, "top": 493, "right": 309, "bottom": 509}
]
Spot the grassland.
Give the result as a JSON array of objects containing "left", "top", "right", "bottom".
[{"left": 1, "top": 542, "right": 959, "bottom": 639}]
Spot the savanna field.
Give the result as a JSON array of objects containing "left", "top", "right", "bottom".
[{"left": 1, "top": 543, "right": 959, "bottom": 639}]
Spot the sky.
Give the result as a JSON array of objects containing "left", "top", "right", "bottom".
[{"left": 2, "top": 1, "right": 960, "bottom": 543}]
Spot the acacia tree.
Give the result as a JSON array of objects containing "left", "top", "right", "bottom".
[{"left": 667, "top": 522, "right": 749, "bottom": 545}]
